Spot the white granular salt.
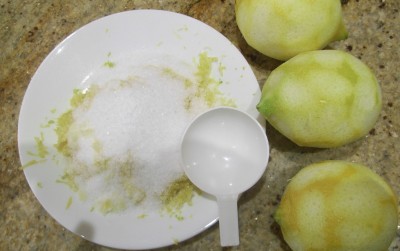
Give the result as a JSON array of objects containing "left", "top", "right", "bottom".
[
  {"left": 56, "top": 51, "right": 235, "bottom": 214},
  {"left": 65, "top": 60, "right": 210, "bottom": 212}
]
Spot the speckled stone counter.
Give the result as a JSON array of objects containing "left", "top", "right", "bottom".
[{"left": 1, "top": 0, "right": 399, "bottom": 250}]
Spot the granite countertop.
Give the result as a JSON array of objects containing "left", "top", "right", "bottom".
[{"left": 1, "top": 0, "right": 399, "bottom": 250}]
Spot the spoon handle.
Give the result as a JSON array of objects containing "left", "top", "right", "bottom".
[{"left": 217, "top": 195, "right": 239, "bottom": 246}]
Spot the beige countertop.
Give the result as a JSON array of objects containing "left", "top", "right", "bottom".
[{"left": 1, "top": 0, "right": 399, "bottom": 250}]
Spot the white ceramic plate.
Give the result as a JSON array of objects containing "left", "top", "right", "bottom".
[{"left": 18, "top": 10, "right": 262, "bottom": 250}]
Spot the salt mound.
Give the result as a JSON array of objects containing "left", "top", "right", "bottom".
[{"left": 59, "top": 55, "right": 229, "bottom": 214}]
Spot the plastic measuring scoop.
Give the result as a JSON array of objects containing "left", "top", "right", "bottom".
[{"left": 180, "top": 107, "right": 269, "bottom": 246}]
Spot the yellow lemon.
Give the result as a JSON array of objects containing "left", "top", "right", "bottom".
[
  {"left": 235, "top": 0, "right": 347, "bottom": 61},
  {"left": 257, "top": 50, "right": 381, "bottom": 148},
  {"left": 275, "top": 160, "right": 398, "bottom": 251}
]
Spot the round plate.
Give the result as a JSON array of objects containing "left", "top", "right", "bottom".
[{"left": 18, "top": 10, "right": 262, "bottom": 250}]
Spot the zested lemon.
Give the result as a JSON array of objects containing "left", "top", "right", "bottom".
[
  {"left": 257, "top": 50, "right": 381, "bottom": 148},
  {"left": 275, "top": 160, "right": 398, "bottom": 251},
  {"left": 235, "top": 0, "right": 347, "bottom": 61}
]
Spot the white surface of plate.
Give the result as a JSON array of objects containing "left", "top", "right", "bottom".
[{"left": 18, "top": 10, "right": 262, "bottom": 250}]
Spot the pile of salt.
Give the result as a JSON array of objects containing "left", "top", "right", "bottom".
[{"left": 57, "top": 52, "right": 233, "bottom": 214}]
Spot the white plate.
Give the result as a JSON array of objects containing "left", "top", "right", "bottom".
[{"left": 18, "top": 10, "right": 262, "bottom": 250}]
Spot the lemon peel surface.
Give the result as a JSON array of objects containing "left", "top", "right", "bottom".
[
  {"left": 235, "top": 0, "right": 347, "bottom": 60},
  {"left": 257, "top": 50, "right": 381, "bottom": 148},
  {"left": 275, "top": 160, "right": 398, "bottom": 251}
]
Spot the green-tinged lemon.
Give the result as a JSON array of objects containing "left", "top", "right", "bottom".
[
  {"left": 275, "top": 160, "right": 398, "bottom": 251},
  {"left": 257, "top": 50, "right": 381, "bottom": 148},
  {"left": 235, "top": 0, "right": 347, "bottom": 60}
]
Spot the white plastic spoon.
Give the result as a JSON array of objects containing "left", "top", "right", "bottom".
[{"left": 180, "top": 107, "right": 269, "bottom": 246}]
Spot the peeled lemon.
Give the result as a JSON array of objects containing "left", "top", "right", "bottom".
[
  {"left": 257, "top": 50, "right": 381, "bottom": 148},
  {"left": 235, "top": 0, "right": 347, "bottom": 60},
  {"left": 275, "top": 160, "right": 398, "bottom": 251}
]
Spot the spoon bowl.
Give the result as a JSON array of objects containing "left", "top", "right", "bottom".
[{"left": 181, "top": 107, "right": 269, "bottom": 246}]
